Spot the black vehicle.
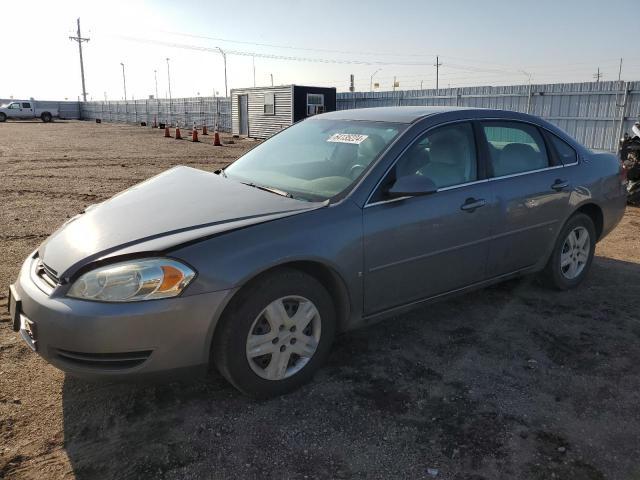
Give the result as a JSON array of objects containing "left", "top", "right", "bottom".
[{"left": 619, "top": 122, "right": 640, "bottom": 205}]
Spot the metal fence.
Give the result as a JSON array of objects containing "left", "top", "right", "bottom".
[
  {"left": 14, "top": 80, "right": 639, "bottom": 149},
  {"left": 80, "top": 97, "right": 232, "bottom": 132},
  {"left": 0, "top": 99, "right": 81, "bottom": 119},
  {"left": 337, "top": 80, "right": 640, "bottom": 152}
]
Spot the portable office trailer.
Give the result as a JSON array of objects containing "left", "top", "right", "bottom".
[{"left": 231, "top": 85, "right": 337, "bottom": 139}]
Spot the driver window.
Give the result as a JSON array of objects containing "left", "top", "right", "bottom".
[{"left": 395, "top": 122, "right": 477, "bottom": 189}]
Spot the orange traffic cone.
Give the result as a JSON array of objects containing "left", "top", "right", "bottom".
[
  {"left": 164, "top": 125, "right": 171, "bottom": 137},
  {"left": 202, "top": 125, "right": 208, "bottom": 135},
  {"left": 213, "top": 127, "right": 222, "bottom": 146},
  {"left": 191, "top": 124, "right": 199, "bottom": 142},
  {"left": 175, "top": 127, "right": 182, "bottom": 140}
]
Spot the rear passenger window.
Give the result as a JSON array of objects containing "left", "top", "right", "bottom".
[
  {"left": 548, "top": 134, "right": 577, "bottom": 165},
  {"left": 21, "top": 103, "right": 31, "bottom": 108},
  {"left": 482, "top": 122, "right": 549, "bottom": 177}
]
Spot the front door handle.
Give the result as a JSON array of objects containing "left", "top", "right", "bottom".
[
  {"left": 460, "top": 198, "right": 486, "bottom": 212},
  {"left": 551, "top": 179, "right": 569, "bottom": 191}
]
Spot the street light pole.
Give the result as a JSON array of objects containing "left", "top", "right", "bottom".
[
  {"left": 370, "top": 69, "right": 381, "bottom": 92},
  {"left": 520, "top": 70, "right": 533, "bottom": 114},
  {"left": 154, "top": 69, "right": 158, "bottom": 99},
  {"left": 166, "top": 58, "right": 172, "bottom": 101},
  {"left": 120, "top": 62, "right": 127, "bottom": 101},
  {"left": 166, "top": 58, "right": 172, "bottom": 125},
  {"left": 216, "top": 47, "right": 228, "bottom": 97}
]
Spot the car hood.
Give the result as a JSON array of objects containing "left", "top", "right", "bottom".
[{"left": 38, "top": 166, "right": 324, "bottom": 279}]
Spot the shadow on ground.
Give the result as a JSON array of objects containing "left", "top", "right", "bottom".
[{"left": 61, "top": 257, "right": 640, "bottom": 479}]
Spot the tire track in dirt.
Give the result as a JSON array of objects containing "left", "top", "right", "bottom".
[{"left": 0, "top": 189, "right": 104, "bottom": 202}]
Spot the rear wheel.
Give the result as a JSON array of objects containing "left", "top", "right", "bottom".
[
  {"left": 41, "top": 112, "right": 52, "bottom": 123},
  {"left": 0, "top": 113, "right": 6, "bottom": 122},
  {"left": 213, "top": 268, "right": 336, "bottom": 398},
  {"left": 541, "top": 213, "right": 596, "bottom": 290}
]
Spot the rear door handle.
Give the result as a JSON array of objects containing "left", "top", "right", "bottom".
[
  {"left": 460, "top": 198, "right": 486, "bottom": 212},
  {"left": 551, "top": 179, "right": 569, "bottom": 191}
]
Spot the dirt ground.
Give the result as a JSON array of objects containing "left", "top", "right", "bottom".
[{"left": 1, "top": 121, "right": 639, "bottom": 480}]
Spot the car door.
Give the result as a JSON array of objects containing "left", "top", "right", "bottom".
[
  {"left": 8, "top": 102, "right": 23, "bottom": 118},
  {"left": 21, "top": 102, "right": 33, "bottom": 118},
  {"left": 480, "top": 120, "right": 573, "bottom": 277},
  {"left": 362, "top": 121, "right": 495, "bottom": 315}
]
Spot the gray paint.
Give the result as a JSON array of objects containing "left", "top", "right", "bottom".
[{"left": 11, "top": 107, "right": 627, "bottom": 379}]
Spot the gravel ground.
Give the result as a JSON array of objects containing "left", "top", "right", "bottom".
[{"left": 1, "top": 120, "right": 639, "bottom": 480}]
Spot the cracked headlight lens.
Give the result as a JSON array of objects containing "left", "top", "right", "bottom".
[{"left": 67, "top": 258, "right": 195, "bottom": 302}]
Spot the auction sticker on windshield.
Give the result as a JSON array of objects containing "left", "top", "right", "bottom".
[{"left": 327, "top": 133, "right": 369, "bottom": 144}]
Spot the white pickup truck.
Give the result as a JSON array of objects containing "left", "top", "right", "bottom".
[{"left": 0, "top": 101, "right": 57, "bottom": 122}]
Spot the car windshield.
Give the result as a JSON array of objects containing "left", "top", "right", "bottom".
[{"left": 224, "top": 118, "right": 404, "bottom": 201}]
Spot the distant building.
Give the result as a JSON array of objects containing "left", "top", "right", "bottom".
[{"left": 231, "top": 85, "right": 337, "bottom": 139}]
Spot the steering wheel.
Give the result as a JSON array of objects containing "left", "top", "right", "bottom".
[{"left": 350, "top": 164, "right": 365, "bottom": 179}]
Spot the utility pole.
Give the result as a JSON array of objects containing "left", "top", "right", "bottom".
[
  {"left": 270, "top": 73, "right": 274, "bottom": 86},
  {"left": 618, "top": 58, "right": 623, "bottom": 82},
  {"left": 154, "top": 69, "right": 158, "bottom": 99},
  {"left": 252, "top": 56, "right": 256, "bottom": 87},
  {"left": 217, "top": 47, "right": 228, "bottom": 97},
  {"left": 593, "top": 67, "right": 602, "bottom": 83},
  {"left": 420, "top": 80, "right": 424, "bottom": 90},
  {"left": 69, "top": 18, "right": 89, "bottom": 102},
  {"left": 120, "top": 62, "right": 127, "bottom": 101},
  {"left": 349, "top": 74, "right": 355, "bottom": 92},
  {"left": 434, "top": 55, "right": 442, "bottom": 93},
  {"left": 393, "top": 76, "right": 397, "bottom": 92}
]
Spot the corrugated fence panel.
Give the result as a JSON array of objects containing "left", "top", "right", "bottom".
[
  {"left": 337, "top": 80, "right": 640, "bottom": 151},
  {"left": 79, "top": 97, "right": 232, "bottom": 132}
]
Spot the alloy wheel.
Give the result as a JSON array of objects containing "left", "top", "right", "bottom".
[
  {"left": 560, "top": 226, "right": 590, "bottom": 279},
  {"left": 246, "top": 296, "right": 321, "bottom": 381}
]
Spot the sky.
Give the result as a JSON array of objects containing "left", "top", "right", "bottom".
[{"left": 1, "top": 0, "right": 639, "bottom": 101}]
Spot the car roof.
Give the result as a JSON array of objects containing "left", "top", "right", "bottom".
[{"left": 317, "top": 106, "right": 505, "bottom": 123}]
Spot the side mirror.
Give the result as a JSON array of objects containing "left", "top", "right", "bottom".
[{"left": 386, "top": 175, "right": 438, "bottom": 198}]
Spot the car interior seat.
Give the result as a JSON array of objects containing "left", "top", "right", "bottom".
[
  {"left": 418, "top": 130, "right": 473, "bottom": 188},
  {"left": 495, "top": 143, "right": 546, "bottom": 176}
]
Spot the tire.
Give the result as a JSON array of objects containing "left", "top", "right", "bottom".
[
  {"left": 41, "top": 112, "right": 52, "bottom": 123},
  {"left": 213, "top": 268, "right": 336, "bottom": 398},
  {"left": 541, "top": 213, "right": 596, "bottom": 290},
  {"left": 0, "top": 113, "right": 6, "bottom": 122}
]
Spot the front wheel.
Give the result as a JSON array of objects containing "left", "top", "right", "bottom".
[
  {"left": 213, "top": 268, "right": 336, "bottom": 398},
  {"left": 0, "top": 113, "right": 6, "bottom": 122},
  {"left": 541, "top": 213, "right": 596, "bottom": 290}
]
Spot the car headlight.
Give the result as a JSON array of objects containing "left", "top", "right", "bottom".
[{"left": 67, "top": 258, "right": 196, "bottom": 302}]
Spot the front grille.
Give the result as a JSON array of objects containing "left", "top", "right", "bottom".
[
  {"left": 32, "top": 259, "right": 59, "bottom": 292},
  {"left": 41, "top": 262, "right": 59, "bottom": 284},
  {"left": 54, "top": 349, "right": 152, "bottom": 370}
]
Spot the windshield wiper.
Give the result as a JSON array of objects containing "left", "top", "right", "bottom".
[{"left": 240, "top": 181, "right": 293, "bottom": 198}]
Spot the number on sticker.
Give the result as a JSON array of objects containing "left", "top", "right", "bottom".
[{"left": 327, "top": 133, "right": 369, "bottom": 145}]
